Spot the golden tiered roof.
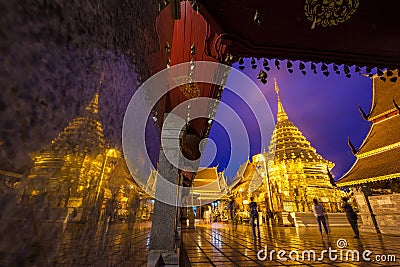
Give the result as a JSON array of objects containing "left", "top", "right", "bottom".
[
  {"left": 357, "top": 115, "right": 400, "bottom": 156},
  {"left": 230, "top": 160, "right": 257, "bottom": 193},
  {"left": 337, "top": 71, "right": 400, "bottom": 186},
  {"left": 28, "top": 78, "right": 107, "bottom": 184},
  {"left": 24, "top": 76, "right": 117, "bottom": 206},
  {"left": 194, "top": 167, "right": 220, "bottom": 187},
  {"left": 368, "top": 70, "right": 400, "bottom": 121},
  {"left": 268, "top": 79, "right": 333, "bottom": 166},
  {"left": 191, "top": 167, "right": 229, "bottom": 204},
  {"left": 22, "top": 73, "right": 146, "bottom": 213},
  {"left": 40, "top": 90, "right": 105, "bottom": 156},
  {"left": 243, "top": 81, "right": 340, "bottom": 212}
]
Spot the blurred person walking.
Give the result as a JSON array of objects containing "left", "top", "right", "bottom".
[
  {"left": 249, "top": 197, "right": 260, "bottom": 239},
  {"left": 312, "top": 198, "right": 329, "bottom": 237},
  {"left": 228, "top": 197, "right": 238, "bottom": 231},
  {"left": 341, "top": 197, "right": 360, "bottom": 238}
]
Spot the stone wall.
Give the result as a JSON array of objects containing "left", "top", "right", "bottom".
[
  {"left": 353, "top": 189, "right": 377, "bottom": 233},
  {"left": 369, "top": 193, "right": 400, "bottom": 235}
]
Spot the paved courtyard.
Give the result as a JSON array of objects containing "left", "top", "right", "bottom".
[
  {"left": 183, "top": 221, "right": 400, "bottom": 267},
  {"left": 2, "top": 218, "right": 398, "bottom": 266},
  {"left": 0, "top": 219, "right": 152, "bottom": 267},
  {"left": 55, "top": 221, "right": 151, "bottom": 267}
]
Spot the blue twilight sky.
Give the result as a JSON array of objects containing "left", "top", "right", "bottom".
[{"left": 199, "top": 59, "right": 373, "bottom": 182}]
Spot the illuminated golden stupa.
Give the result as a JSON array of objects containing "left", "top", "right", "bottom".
[
  {"left": 252, "top": 79, "right": 341, "bottom": 213},
  {"left": 20, "top": 77, "right": 122, "bottom": 211}
]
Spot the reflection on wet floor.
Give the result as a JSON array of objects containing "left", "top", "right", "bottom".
[
  {"left": 184, "top": 222, "right": 400, "bottom": 266},
  {"left": 55, "top": 221, "right": 151, "bottom": 267},
  {"left": 0, "top": 214, "right": 152, "bottom": 267},
  {"left": 0, "top": 216, "right": 399, "bottom": 266}
]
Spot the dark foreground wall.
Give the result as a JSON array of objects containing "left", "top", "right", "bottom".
[
  {"left": 0, "top": 2, "right": 163, "bottom": 265},
  {"left": 0, "top": 0, "right": 162, "bottom": 172}
]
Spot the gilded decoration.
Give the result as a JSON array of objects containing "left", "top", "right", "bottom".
[
  {"left": 305, "top": 0, "right": 359, "bottom": 28},
  {"left": 231, "top": 80, "right": 342, "bottom": 213},
  {"left": 173, "top": 76, "right": 200, "bottom": 99}
]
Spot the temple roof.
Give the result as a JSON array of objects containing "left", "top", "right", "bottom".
[
  {"left": 194, "top": 166, "right": 219, "bottom": 186},
  {"left": 337, "top": 75, "right": 400, "bottom": 186},
  {"left": 357, "top": 114, "right": 400, "bottom": 155},
  {"left": 268, "top": 80, "right": 333, "bottom": 166},
  {"left": 230, "top": 160, "right": 256, "bottom": 192},
  {"left": 369, "top": 70, "right": 400, "bottom": 120},
  {"left": 193, "top": 178, "right": 226, "bottom": 193},
  {"left": 336, "top": 146, "right": 400, "bottom": 186},
  {"left": 192, "top": 167, "right": 228, "bottom": 202}
]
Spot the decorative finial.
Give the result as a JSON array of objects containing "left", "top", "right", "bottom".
[
  {"left": 274, "top": 78, "right": 288, "bottom": 122},
  {"left": 94, "top": 69, "right": 105, "bottom": 94},
  {"left": 347, "top": 136, "right": 357, "bottom": 155},
  {"left": 100, "top": 70, "right": 105, "bottom": 84},
  {"left": 86, "top": 71, "right": 104, "bottom": 114},
  {"left": 274, "top": 78, "right": 279, "bottom": 95}
]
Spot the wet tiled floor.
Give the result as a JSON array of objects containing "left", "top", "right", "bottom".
[
  {"left": 2, "top": 218, "right": 398, "bottom": 266},
  {"left": 54, "top": 221, "right": 151, "bottom": 267},
  {"left": 183, "top": 221, "right": 400, "bottom": 266}
]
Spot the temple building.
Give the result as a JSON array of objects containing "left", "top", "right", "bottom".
[
  {"left": 248, "top": 80, "right": 341, "bottom": 213},
  {"left": 191, "top": 167, "right": 229, "bottom": 206},
  {"left": 229, "top": 160, "right": 258, "bottom": 203},
  {"left": 336, "top": 71, "right": 400, "bottom": 235},
  {"left": 19, "top": 79, "right": 142, "bottom": 221},
  {"left": 228, "top": 161, "right": 259, "bottom": 222}
]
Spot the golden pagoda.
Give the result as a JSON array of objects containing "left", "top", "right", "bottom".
[
  {"left": 252, "top": 79, "right": 341, "bottom": 213},
  {"left": 20, "top": 76, "right": 121, "bottom": 212},
  {"left": 336, "top": 71, "right": 400, "bottom": 234}
]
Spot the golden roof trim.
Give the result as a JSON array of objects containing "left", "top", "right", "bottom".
[
  {"left": 368, "top": 108, "right": 397, "bottom": 121},
  {"left": 357, "top": 142, "right": 400, "bottom": 159},
  {"left": 337, "top": 173, "right": 400, "bottom": 187}
]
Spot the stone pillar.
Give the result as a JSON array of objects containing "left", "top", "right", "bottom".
[
  {"left": 147, "top": 151, "right": 180, "bottom": 266},
  {"left": 187, "top": 207, "right": 195, "bottom": 229},
  {"left": 148, "top": 115, "right": 183, "bottom": 267},
  {"left": 353, "top": 187, "right": 380, "bottom": 233}
]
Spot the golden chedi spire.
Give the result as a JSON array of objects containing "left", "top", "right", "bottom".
[
  {"left": 269, "top": 79, "right": 333, "bottom": 166},
  {"left": 85, "top": 92, "right": 99, "bottom": 115},
  {"left": 85, "top": 70, "right": 104, "bottom": 115},
  {"left": 274, "top": 78, "right": 288, "bottom": 122},
  {"left": 24, "top": 72, "right": 111, "bottom": 208},
  {"left": 259, "top": 79, "right": 339, "bottom": 213},
  {"left": 41, "top": 72, "right": 106, "bottom": 155}
]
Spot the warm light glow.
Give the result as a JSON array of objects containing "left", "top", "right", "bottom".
[
  {"left": 106, "top": 148, "right": 120, "bottom": 157},
  {"left": 253, "top": 154, "right": 265, "bottom": 163},
  {"left": 21, "top": 88, "right": 145, "bottom": 212},
  {"left": 231, "top": 81, "right": 342, "bottom": 213}
]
